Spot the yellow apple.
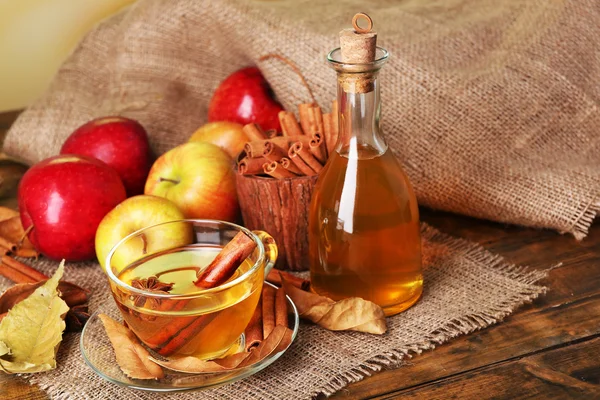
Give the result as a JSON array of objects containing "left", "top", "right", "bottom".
[
  {"left": 95, "top": 195, "right": 193, "bottom": 273},
  {"left": 188, "top": 121, "right": 248, "bottom": 159},
  {"left": 144, "top": 142, "right": 239, "bottom": 221}
]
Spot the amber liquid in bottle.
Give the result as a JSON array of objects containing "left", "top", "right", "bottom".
[{"left": 309, "top": 47, "right": 423, "bottom": 316}]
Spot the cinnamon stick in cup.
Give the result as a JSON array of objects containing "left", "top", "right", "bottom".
[
  {"left": 289, "top": 141, "right": 323, "bottom": 174},
  {"left": 279, "top": 111, "right": 304, "bottom": 137},
  {"left": 280, "top": 157, "right": 303, "bottom": 176},
  {"left": 243, "top": 123, "right": 268, "bottom": 141},
  {"left": 263, "top": 142, "right": 288, "bottom": 162},
  {"left": 238, "top": 157, "right": 269, "bottom": 175},
  {"left": 147, "top": 231, "right": 258, "bottom": 356},
  {"left": 244, "top": 141, "right": 267, "bottom": 158},
  {"left": 309, "top": 133, "right": 327, "bottom": 163},
  {"left": 264, "top": 161, "right": 297, "bottom": 179},
  {"left": 298, "top": 103, "right": 315, "bottom": 135}
]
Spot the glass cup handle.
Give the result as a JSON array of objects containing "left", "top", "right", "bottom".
[{"left": 252, "top": 230, "right": 278, "bottom": 277}]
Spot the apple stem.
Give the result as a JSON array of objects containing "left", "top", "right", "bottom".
[
  {"left": 158, "top": 177, "right": 180, "bottom": 184},
  {"left": 140, "top": 234, "right": 148, "bottom": 255}
]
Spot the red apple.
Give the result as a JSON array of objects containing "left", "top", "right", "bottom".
[
  {"left": 60, "top": 116, "right": 153, "bottom": 196},
  {"left": 18, "top": 154, "right": 127, "bottom": 261},
  {"left": 208, "top": 67, "right": 283, "bottom": 132},
  {"left": 144, "top": 142, "right": 238, "bottom": 221},
  {"left": 188, "top": 121, "right": 248, "bottom": 159}
]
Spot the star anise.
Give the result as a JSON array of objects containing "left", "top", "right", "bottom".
[{"left": 130, "top": 276, "right": 174, "bottom": 309}]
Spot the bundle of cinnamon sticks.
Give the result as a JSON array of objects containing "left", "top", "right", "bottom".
[{"left": 237, "top": 100, "right": 339, "bottom": 179}]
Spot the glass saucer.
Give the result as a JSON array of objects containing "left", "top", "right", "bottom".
[{"left": 80, "top": 283, "right": 299, "bottom": 392}]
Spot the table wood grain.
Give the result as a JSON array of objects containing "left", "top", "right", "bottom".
[{"left": 1, "top": 111, "right": 598, "bottom": 399}]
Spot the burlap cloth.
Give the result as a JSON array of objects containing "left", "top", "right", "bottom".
[
  {"left": 1, "top": 225, "right": 546, "bottom": 399},
  {"left": 1, "top": 0, "right": 593, "bottom": 397},
  {"left": 3, "top": 0, "right": 599, "bottom": 238}
]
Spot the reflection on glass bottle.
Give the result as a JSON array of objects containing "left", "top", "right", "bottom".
[{"left": 309, "top": 40, "right": 423, "bottom": 316}]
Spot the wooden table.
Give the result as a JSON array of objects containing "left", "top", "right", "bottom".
[{"left": 1, "top": 112, "right": 599, "bottom": 399}]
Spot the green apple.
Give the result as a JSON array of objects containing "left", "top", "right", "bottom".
[
  {"left": 95, "top": 195, "right": 193, "bottom": 273},
  {"left": 144, "top": 142, "right": 239, "bottom": 222}
]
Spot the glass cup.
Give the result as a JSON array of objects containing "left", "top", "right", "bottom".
[{"left": 104, "top": 220, "right": 277, "bottom": 360}]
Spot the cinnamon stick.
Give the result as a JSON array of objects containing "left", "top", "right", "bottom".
[
  {"left": 298, "top": 103, "right": 315, "bottom": 135},
  {"left": 0, "top": 262, "right": 38, "bottom": 284},
  {"left": 269, "top": 136, "right": 291, "bottom": 153},
  {"left": 278, "top": 111, "right": 304, "bottom": 137},
  {"left": 309, "top": 133, "right": 327, "bottom": 163},
  {"left": 238, "top": 157, "right": 269, "bottom": 175},
  {"left": 262, "top": 285, "right": 276, "bottom": 338},
  {"left": 244, "top": 141, "right": 266, "bottom": 159},
  {"left": 288, "top": 151, "right": 317, "bottom": 176},
  {"left": 280, "top": 157, "right": 303, "bottom": 176},
  {"left": 275, "top": 287, "right": 288, "bottom": 328},
  {"left": 194, "top": 232, "right": 257, "bottom": 288},
  {"left": 242, "top": 123, "right": 268, "bottom": 141},
  {"left": 323, "top": 112, "right": 336, "bottom": 155},
  {"left": 266, "top": 269, "right": 310, "bottom": 291},
  {"left": 308, "top": 106, "right": 325, "bottom": 137},
  {"left": 289, "top": 141, "right": 323, "bottom": 174},
  {"left": 244, "top": 297, "right": 263, "bottom": 351},
  {"left": 1, "top": 256, "right": 48, "bottom": 282},
  {"left": 148, "top": 232, "right": 258, "bottom": 356},
  {"left": 265, "top": 129, "right": 280, "bottom": 138},
  {"left": 331, "top": 99, "right": 340, "bottom": 148},
  {"left": 0, "top": 245, "right": 10, "bottom": 257},
  {"left": 263, "top": 142, "right": 288, "bottom": 162},
  {"left": 264, "top": 161, "right": 297, "bottom": 179}
]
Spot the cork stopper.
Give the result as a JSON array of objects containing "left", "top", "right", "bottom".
[
  {"left": 337, "top": 13, "right": 378, "bottom": 93},
  {"left": 339, "top": 13, "right": 377, "bottom": 64}
]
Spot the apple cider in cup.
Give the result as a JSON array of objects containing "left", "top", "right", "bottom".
[{"left": 111, "top": 245, "right": 263, "bottom": 360}]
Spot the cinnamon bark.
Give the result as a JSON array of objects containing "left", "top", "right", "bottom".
[
  {"left": 263, "top": 142, "right": 288, "bottom": 162},
  {"left": 238, "top": 157, "right": 269, "bottom": 175},
  {"left": 244, "top": 297, "right": 263, "bottom": 351},
  {"left": 275, "top": 287, "right": 288, "bottom": 328},
  {"left": 262, "top": 285, "right": 276, "bottom": 338},
  {"left": 266, "top": 269, "right": 310, "bottom": 290},
  {"left": 242, "top": 123, "right": 268, "bottom": 141},
  {"left": 289, "top": 141, "right": 323, "bottom": 173},
  {"left": 280, "top": 157, "right": 303, "bottom": 176},
  {"left": 279, "top": 111, "right": 304, "bottom": 136},
  {"left": 264, "top": 161, "right": 297, "bottom": 179},
  {"left": 194, "top": 231, "right": 257, "bottom": 288},
  {"left": 1, "top": 256, "right": 48, "bottom": 282},
  {"left": 309, "top": 133, "right": 327, "bottom": 163}
]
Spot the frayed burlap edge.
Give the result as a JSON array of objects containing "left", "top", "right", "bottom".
[
  {"left": 314, "top": 224, "right": 549, "bottom": 398},
  {"left": 568, "top": 199, "right": 599, "bottom": 241}
]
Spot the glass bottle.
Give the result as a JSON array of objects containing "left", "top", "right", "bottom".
[{"left": 308, "top": 38, "right": 423, "bottom": 316}]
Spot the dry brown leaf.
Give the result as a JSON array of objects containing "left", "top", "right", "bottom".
[
  {"left": 0, "top": 213, "right": 39, "bottom": 258},
  {"left": 0, "top": 281, "right": 89, "bottom": 312},
  {"left": 151, "top": 325, "right": 292, "bottom": 374},
  {"left": 0, "top": 208, "right": 18, "bottom": 222},
  {"left": 281, "top": 278, "right": 387, "bottom": 334},
  {"left": 98, "top": 314, "right": 164, "bottom": 380}
]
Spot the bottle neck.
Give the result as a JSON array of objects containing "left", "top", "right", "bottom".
[{"left": 336, "top": 72, "right": 387, "bottom": 158}]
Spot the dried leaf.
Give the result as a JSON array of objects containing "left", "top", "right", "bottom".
[
  {"left": 0, "top": 341, "right": 10, "bottom": 359},
  {"left": 0, "top": 215, "right": 39, "bottom": 258},
  {"left": 0, "top": 281, "right": 89, "bottom": 314},
  {"left": 151, "top": 325, "right": 292, "bottom": 374},
  {"left": 0, "top": 207, "right": 18, "bottom": 222},
  {"left": 281, "top": 278, "right": 387, "bottom": 334},
  {"left": 0, "top": 261, "right": 69, "bottom": 373},
  {"left": 98, "top": 314, "right": 164, "bottom": 380}
]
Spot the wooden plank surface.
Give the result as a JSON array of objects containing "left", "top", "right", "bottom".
[{"left": 1, "top": 111, "right": 599, "bottom": 399}]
